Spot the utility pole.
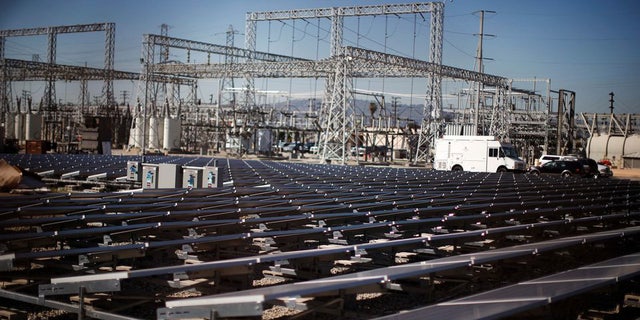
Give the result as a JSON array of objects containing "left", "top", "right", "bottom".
[
  {"left": 609, "top": 92, "right": 614, "bottom": 114},
  {"left": 392, "top": 96, "right": 400, "bottom": 128},
  {"left": 473, "top": 10, "right": 495, "bottom": 135},
  {"left": 120, "top": 90, "right": 129, "bottom": 106}
]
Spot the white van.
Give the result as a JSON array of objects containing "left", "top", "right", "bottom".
[{"left": 434, "top": 135, "right": 525, "bottom": 173}]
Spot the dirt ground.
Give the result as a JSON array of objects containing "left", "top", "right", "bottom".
[{"left": 611, "top": 168, "right": 640, "bottom": 181}]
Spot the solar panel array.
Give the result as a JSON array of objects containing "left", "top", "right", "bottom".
[
  {"left": 0, "top": 153, "right": 221, "bottom": 181},
  {"left": 0, "top": 155, "right": 639, "bottom": 320}
]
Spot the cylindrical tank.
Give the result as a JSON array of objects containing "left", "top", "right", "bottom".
[
  {"left": 148, "top": 116, "right": 159, "bottom": 149},
  {"left": 623, "top": 135, "right": 640, "bottom": 167},
  {"left": 4, "top": 113, "right": 16, "bottom": 139},
  {"left": 14, "top": 113, "right": 24, "bottom": 141},
  {"left": 257, "top": 128, "right": 272, "bottom": 153},
  {"left": 163, "top": 117, "right": 181, "bottom": 150},
  {"left": 587, "top": 134, "right": 640, "bottom": 168},
  {"left": 587, "top": 134, "right": 608, "bottom": 162},
  {"left": 25, "top": 113, "right": 42, "bottom": 140},
  {"left": 128, "top": 117, "right": 144, "bottom": 148}
]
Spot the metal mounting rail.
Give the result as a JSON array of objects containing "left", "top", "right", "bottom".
[
  {"left": 6, "top": 196, "right": 635, "bottom": 273},
  {"left": 2, "top": 193, "right": 628, "bottom": 244},
  {"left": 39, "top": 213, "right": 639, "bottom": 298},
  {"left": 0, "top": 288, "right": 143, "bottom": 320},
  {"left": 374, "top": 251, "right": 640, "bottom": 320},
  {"left": 156, "top": 226, "right": 640, "bottom": 319}
]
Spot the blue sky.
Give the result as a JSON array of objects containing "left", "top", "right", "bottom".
[{"left": 1, "top": 0, "right": 639, "bottom": 113}]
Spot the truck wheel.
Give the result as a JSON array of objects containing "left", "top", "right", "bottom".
[
  {"left": 452, "top": 165, "right": 463, "bottom": 172},
  {"left": 496, "top": 166, "right": 507, "bottom": 173}
]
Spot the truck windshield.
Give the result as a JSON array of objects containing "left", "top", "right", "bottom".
[{"left": 500, "top": 147, "right": 519, "bottom": 158}]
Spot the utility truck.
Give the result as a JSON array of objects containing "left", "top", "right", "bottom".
[{"left": 433, "top": 135, "right": 525, "bottom": 173}]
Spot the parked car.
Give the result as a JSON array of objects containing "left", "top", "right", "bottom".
[
  {"left": 276, "top": 141, "right": 290, "bottom": 152},
  {"left": 528, "top": 160, "right": 587, "bottom": 178},
  {"left": 597, "top": 163, "right": 613, "bottom": 178},
  {"left": 576, "top": 158, "right": 599, "bottom": 178},
  {"left": 350, "top": 146, "right": 366, "bottom": 156},
  {"left": 282, "top": 142, "right": 304, "bottom": 152},
  {"left": 301, "top": 142, "right": 315, "bottom": 153},
  {"left": 538, "top": 154, "right": 578, "bottom": 165}
]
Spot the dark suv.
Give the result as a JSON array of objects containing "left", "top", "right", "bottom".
[
  {"left": 528, "top": 160, "right": 587, "bottom": 178},
  {"left": 576, "top": 158, "right": 599, "bottom": 178}
]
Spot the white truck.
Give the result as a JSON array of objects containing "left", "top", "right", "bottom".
[{"left": 433, "top": 135, "right": 525, "bottom": 173}]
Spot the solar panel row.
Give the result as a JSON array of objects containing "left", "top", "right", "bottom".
[{"left": 0, "top": 155, "right": 638, "bottom": 319}]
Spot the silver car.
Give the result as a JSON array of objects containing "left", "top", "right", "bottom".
[{"left": 597, "top": 163, "right": 613, "bottom": 178}]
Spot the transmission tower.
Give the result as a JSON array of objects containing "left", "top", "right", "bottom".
[
  {"left": 99, "top": 22, "right": 116, "bottom": 115},
  {"left": 220, "top": 25, "right": 240, "bottom": 108},
  {"left": 245, "top": 3, "right": 445, "bottom": 164},
  {"left": 413, "top": 1, "right": 444, "bottom": 164}
]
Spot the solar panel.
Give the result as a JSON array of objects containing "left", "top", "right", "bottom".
[
  {"left": 374, "top": 252, "right": 640, "bottom": 320},
  {"left": 157, "top": 227, "right": 640, "bottom": 319},
  {"left": 0, "top": 155, "right": 638, "bottom": 320}
]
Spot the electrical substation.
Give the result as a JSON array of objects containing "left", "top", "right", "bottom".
[{"left": 1, "top": 2, "right": 640, "bottom": 320}]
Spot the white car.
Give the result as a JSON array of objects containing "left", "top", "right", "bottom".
[{"left": 538, "top": 154, "right": 578, "bottom": 165}]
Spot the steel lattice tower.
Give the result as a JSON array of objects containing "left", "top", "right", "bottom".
[
  {"left": 414, "top": 1, "right": 444, "bottom": 164},
  {"left": 0, "top": 36, "right": 8, "bottom": 123},
  {"left": 100, "top": 23, "right": 116, "bottom": 115},
  {"left": 220, "top": 25, "right": 238, "bottom": 108},
  {"left": 245, "top": 3, "right": 445, "bottom": 164}
]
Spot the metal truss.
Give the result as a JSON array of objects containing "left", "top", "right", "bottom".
[
  {"left": 555, "top": 89, "right": 576, "bottom": 155},
  {"left": 138, "top": 34, "right": 312, "bottom": 112},
  {"left": 151, "top": 45, "right": 510, "bottom": 162},
  {"left": 152, "top": 46, "right": 507, "bottom": 83},
  {"left": 320, "top": 56, "right": 353, "bottom": 162},
  {"left": 220, "top": 25, "right": 238, "bottom": 108},
  {"left": 246, "top": 2, "right": 445, "bottom": 164},
  {"left": 145, "top": 34, "right": 309, "bottom": 63},
  {"left": 142, "top": 4, "right": 514, "bottom": 162},
  {"left": 414, "top": 1, "right": 444, "bottom": 164},
  {"left": 580, "top": 112, "right": 640, "bottom": 137},
  {"left": 134, "top": 34, "right": 308, "bottom": 150},
  {"left": 0, "top": 36, "right": 7, "bottom": 121},
  {"left": 5, "top": 59, "right": 139, "bottom": 81},
  {"left": 246, "top": 3, "right": 442, "bottom": 56},
  {"left": 0, "top": 22, "right": 116, "bottom": 115},
  {"left": 487, "top": 85, "right": 511, "bottom": 141}
]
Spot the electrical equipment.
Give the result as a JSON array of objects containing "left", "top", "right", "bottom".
[
  {"left": 127, "top": 161, "right": 141, "bottom": 182},
  {"left": 141, "top": 164, "right": 158, "bottom": 189}
]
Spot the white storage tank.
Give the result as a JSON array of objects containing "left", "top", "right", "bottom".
[
  {"left": 587, "top": 134, "right": 608, "bottom": 162},
  {"left": 128, "top": 116, "right": 144, "bottom": 148},
  {"left": 163, "top": 117, "right": 181, "bottom": 150},
  {"left": 257, "top": 128, "right": 272, "bottom": 153},
  {"left": 25, "top": 113, "right": 42, "bottom": 140},
  {"left": 14, "top": 113, "right": 24, "bottom": 141},
  {"left": 587, "top": 133, "right": 640, "bottom": 168},
  {"left": 148, "top": 116, "right": 160, "bottom": 150},
  {"left": 4, "top": 113, "right": 16, "bottom": 139}
]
